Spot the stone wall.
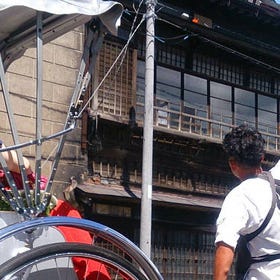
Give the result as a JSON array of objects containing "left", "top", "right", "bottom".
[{"left": 0, "top": 25, "right": 87, "bottom": 198}]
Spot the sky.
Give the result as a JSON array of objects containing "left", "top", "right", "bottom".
[{"left": 275, "top": 0, "right": 280, "bottom": 3}]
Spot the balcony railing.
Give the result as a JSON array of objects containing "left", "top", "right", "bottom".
[{"left": 136, "top": 98, "right": 280, "bottom": 154}]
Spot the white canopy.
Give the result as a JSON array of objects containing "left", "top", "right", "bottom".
[{"left": 0, "top": 0, "right": 123, "bottom": 68}]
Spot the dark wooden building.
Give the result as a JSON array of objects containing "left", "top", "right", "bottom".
[{"left": 74, "top": 0, "right": 280, "bottom": 278}]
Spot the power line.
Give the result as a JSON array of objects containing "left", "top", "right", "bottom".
[{"left": 155, "top": 15, "right": 280, "bottom": 74}]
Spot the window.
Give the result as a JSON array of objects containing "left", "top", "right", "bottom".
[
  {"left": 210, "top": 82, "right": 232, "bottom": 138},
  {"left": 275, "top": 79, "right": 280, "bottom": 95},
  {"left": 96, "top": 40, "right": 136, "bottom": 116},
  {"left": 193, "top": 53, "right": 218, "bottom": 77},
  {"left": 258, "top": 95, "right": 278, "bottom": 149},
  {"left": 258, "top": 95, "right": 277, "bottom": 134},
  {"left": 210, "top": 82, "right": 231, "bottom": 123},
  {"left": 184, "top": 74, "right": 207, "bottom": 114},
  {"left": 134, "top": 37, "right": 280, "bottom": 148},
  {"left": 235, "top": 88, "right": 255, "bottom": 127},
  {"left": 250, "top": 71, "right": 272, "bottom": 94},
  {"left": 220, "top": 62, "right": 243, "bottom": 84},
  {"left": 193, "top": 53, "right": 243, "bottom": 85},
  {"left": 157, "top": 44, "right": 185, "bottom": 69},
  {"left": 183, "top": 74, "right": 207, "bottom": 132},
  {"left": 156, "top": 66, "right": 181, "bottom": 128},
  {"left": 156, "top": 66, "right": 181, "bottom": 103}
]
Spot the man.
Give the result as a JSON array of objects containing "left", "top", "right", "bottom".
[{"left": 214, "top": 124, "right": 280, "bottom": 279}]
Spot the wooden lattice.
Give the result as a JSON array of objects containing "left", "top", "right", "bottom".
[{"left": 94, "top": 40, "right": 137, "bottom": 119}]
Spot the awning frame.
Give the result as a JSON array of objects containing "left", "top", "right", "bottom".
[{"left": 0, "top": 2, "right": 123, "bottom": 218}]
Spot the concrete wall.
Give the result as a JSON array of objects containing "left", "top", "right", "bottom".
[{"left": 0, "top": 25, "right": 87, "bottom": 198}]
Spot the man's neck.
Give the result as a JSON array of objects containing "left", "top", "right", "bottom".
[{"left": 240, "top": 166, "right": 262, "bottom": 181}]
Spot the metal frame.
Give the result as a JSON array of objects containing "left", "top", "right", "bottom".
[{"left": 0, "top": 12, "right": 105, "bottom": 218}]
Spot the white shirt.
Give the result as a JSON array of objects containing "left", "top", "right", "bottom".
[{"left": 215, "top": 160, "right": 280, "bottom": 279}]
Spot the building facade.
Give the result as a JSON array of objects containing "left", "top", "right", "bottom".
[
  {"left": 0, "top": 25, "right": 87, "bottom": 198},
  {"left": 0, "top": 0, "right": 279, "bottom": 279},
  {"left": 75, "top": 1, "right": 280, "bottom": 279}
]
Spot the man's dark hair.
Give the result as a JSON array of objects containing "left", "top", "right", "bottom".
[{"left": 223, "top": 124, "right": 265, "bottom": 167}]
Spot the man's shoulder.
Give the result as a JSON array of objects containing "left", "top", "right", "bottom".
[
  {"left": 227, "top": 177, "right": 270, "bottom": 201},
  {"left": 239, "top": 176, "right": 269, "bottom": 189},
  {"left": 270, "top": 160, "right": 280, "bottom": 180}
]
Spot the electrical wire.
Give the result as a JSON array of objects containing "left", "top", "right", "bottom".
[
  {"left": 80, "top": 0, "right": 280, "bottom": 122},
  {"left": 154, "top": 1, "right": 280, "bottom": 72},
  {"left": 117, "top": 0, "right": 145, "bottom": 70},
  {"left": 156, "top": 15, "right": 280, "bottom": 74},
  {"left": 198, "top": 35, "right": 280, "bottom": 74}
]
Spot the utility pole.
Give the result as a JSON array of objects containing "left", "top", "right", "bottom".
[{"left": 140, "top": 0, "right": 156, "bottom": 258}]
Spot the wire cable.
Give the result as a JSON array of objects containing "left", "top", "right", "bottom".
[{"left": 156, "top": 15, "right": 280, "bottom": 74}]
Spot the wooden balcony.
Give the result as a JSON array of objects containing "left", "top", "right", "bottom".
[
  {"left": 91, "top": 160, "right": 230, "bottom": 198},
  {"left": 135, "top": 98, "right": 280, "bottom": 155}
]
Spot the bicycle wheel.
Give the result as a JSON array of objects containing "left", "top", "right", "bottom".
[
  {"left": 0, "top": 217, "right": 163, "bottom": 280},
  {"left": 0, "top": 242, "right": 147, "bottom": 280}
]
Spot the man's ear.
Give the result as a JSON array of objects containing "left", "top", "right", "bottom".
[
  {"left": 228, "top": 158, "right": 239, "bottom": 174},
  {"left": 228, "top": 158, "right": 236, "bottom": 168}
]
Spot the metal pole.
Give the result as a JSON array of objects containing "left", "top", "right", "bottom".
[
  {"left": 35, "top": 11, "right": 43, "bottom": 206},
  {"left": 140, "top": 0, "right": 156, "bottom": 258}
]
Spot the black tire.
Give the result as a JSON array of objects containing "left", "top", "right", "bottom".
[{"left": 0, "top": 242, "right": 147, "bottom": 280}]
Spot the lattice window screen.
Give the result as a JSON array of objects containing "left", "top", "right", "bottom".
[{"left": 95, "top": 40, "right": 137, "bottom": 118}]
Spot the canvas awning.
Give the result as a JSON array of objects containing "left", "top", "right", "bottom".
[
  {"left": 257, "top": 0, "right": 280, "bottom": 17},
  {"left": 0, "top": 0, "right": 123, "bottom": 68}
]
